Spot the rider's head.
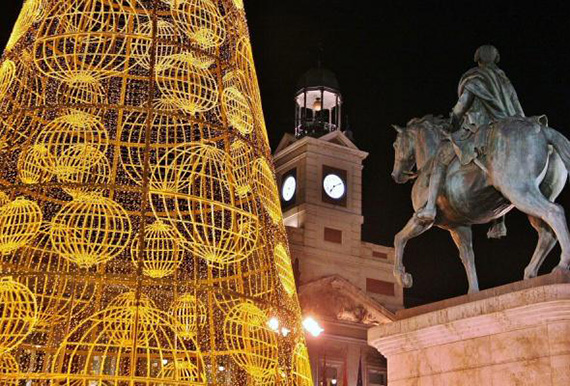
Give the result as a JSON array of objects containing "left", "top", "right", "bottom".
[{"left": 474, "top": 45, "right": 500, "bottom": 66}]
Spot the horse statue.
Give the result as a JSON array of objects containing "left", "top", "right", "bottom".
[{"left": 391, "top": 115, "right": 570, "bottom": 293}]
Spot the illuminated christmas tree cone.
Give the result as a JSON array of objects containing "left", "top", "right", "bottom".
[{"left": 0, "top": 0, "right": 311, "bottom": 385}]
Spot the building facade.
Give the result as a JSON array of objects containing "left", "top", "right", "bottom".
[{"left": 273, "top": 68, "right": 404, "bottom": 385}]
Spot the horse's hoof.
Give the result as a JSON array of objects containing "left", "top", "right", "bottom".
[
  {"left": 552, "top": 265, "right": 570, "bottom": 275},
  {"left": 402, "top": 273, "right": 413, "bottom": 288}
]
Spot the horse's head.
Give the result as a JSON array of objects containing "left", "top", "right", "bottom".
[{"left": 391, "top": 124, "right": 417, "bottom": 184}]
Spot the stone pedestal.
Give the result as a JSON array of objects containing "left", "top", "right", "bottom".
[{"left": 368, "top": 272, "right": 570, "bottom": 385}]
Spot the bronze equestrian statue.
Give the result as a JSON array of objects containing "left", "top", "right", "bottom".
[{"left": 391, "top": 45, "right": 570, "bottom": 293}]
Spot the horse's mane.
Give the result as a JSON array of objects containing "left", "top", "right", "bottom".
[{"left": 407, "top": 114, "right": 449, "bottom": 136}]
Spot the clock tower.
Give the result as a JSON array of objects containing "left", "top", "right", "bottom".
[{"left": 273, "top": 67, "right": 402, "bottom": 386}]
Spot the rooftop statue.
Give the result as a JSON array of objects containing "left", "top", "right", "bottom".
[{"left": 391, "top": 45, "right": 570, "bottom": 293}]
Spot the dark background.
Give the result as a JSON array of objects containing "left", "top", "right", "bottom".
[{"left": 2, "top": 0, "right": 570, "bottom": 306}]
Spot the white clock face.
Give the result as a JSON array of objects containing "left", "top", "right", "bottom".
[
  {"left": 323, "top": 174, "right": 346, "bottom": 200},
  {"left": 281, "top": 175, "right": 297, "bottom": 202}
]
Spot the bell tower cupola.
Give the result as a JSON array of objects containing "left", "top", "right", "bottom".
[{"left": 295, "top": 66, "right": 342, "bottom": 138}]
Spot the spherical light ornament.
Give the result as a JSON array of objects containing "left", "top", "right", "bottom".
[
  {"left": 0, "top": 277, "right": 38, "bottom": 355},
  {"left": 171, "top": 294, "right": 207, "bottom": 339},
  {"left": 158, "top": 361, "right": 205, "bottom": 385},
  {"left": 157, "top": 53, "right": 219, "bottom": 115},
  {"left": 56, "top": 76, "right": 106, "bottom": 112},
  {"left": 0, "top": 61, "right": 16, "bottom": 100},
  {"left": 0, "top": 352, "right": 19, "bottom": 386},
  {"left": 0, "top": 193, "right": 10, "bottom": 208},
  {"left": 14, "top": 223, "right": 95, "bottom": 328},
  {"left": 35, "top": 111, "right": 109, "bottom": 173},
  {"left": 50, "top": 194, "right": 132, "bottom": 268},
  {"left": 133, "top": 20, "right": 178, "bottom": 72},
  {"left": 230, "top": 139, "right": 254, "bottom": 197},
  {"left": 223, "top": 302, "right": 278, "bottom": 380},
  {"left": 54, "top": 306, "right": 206, "bottom": 385},
  {"left": 17, "top": 144, "right": 56, "bottom": 185},
  {"left": 171, "top": 0, "right": 226, "bottom": 49},
  {"left": 253, "top": 158, "right": 282, "bottom": 224},
  {"left": 223, "top": 86, "right": 254, "bottom": 135},
  {"left": 5, "top": 0, "right": 45, "bottom": 52},
  {"left": 0, "top": 198, "right": 43, "bottom": 255},
  {"left": 131, "top": 220, "right": 183, "bottom": 279},
  {"left": 274, "top": 243, "right": 296, "bottom": 297},
  {"left": 56, "top": 144, "right": 111, "bottom": 198},
  {"left": 120, "top": 104, "right": 192, "bottom": 186},
  {"left": 292, "top": 343, "right": 313, "bottom": 386},
  {"left": 107, "top": 291, "right": 156, "bottom": 309},
  {"left": 34, "top": 0, "right": 150, "bottom": 82},
  {"left": 150, "top": 143, "right": 260, "bottom": 268}
]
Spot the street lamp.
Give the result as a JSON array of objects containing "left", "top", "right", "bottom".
[{"left": 303, "top": 317, "right": 324, "bottom": 337}]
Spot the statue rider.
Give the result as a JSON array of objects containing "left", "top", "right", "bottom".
[{"left": 416, "top": 45, "right": 525, "bottom": 235}]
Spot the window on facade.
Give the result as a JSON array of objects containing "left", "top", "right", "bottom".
[
  {"left": 372, "top": 251, "right": 388, "bottom": 259},
  {"left": 324, "top": 227, "right": 343, "bottom": 244},
  {"left": 368, "top": 369, "right": 387, "bottom": 386},
  {"left": 366, "top": 278, "right": 395, "bottom": 296}
]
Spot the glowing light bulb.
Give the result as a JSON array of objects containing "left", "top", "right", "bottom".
[
  {"left": 268, "top": 317, "right": 279, "bottom": 332},
  {"left": 281, "top": 327, "right": 291, "bottom": 337},
  {"left": 313, "top": 97, "right": 322, "bottom": 111},
  {"left": 303, "top": 317, "right": 324, "bottom": 337},
  {"left": 331, "top": 379, "right": 338, "bottom": 385}
]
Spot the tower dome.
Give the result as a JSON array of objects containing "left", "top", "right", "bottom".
[{"left": 294, "top": 66, "right": 343, "bottom": 138}]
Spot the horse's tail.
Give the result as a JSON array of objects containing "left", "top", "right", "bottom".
[{"left": 544, "top": 126, "right": 570, "bottom": 174}]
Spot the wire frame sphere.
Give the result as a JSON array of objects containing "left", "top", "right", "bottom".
[
  {"left": 50, "top": 194, "right": 132, "bottom": 268},
  {"left": 170, "top": 0, "right": 226, "bottom": 49},
  {"left": 5, "top": 0, "right": 45, "bottom": 52},
  {"left": 274, "top": 243, "right": 296, "bottom": 297},
  {"left": 171, "top": 294, "right": 207, "bottom": 340},
  {"left": 35, "top": 112, "right": 109, "bottom": 172},
  {"left": 13, "top": 223, "right": 95, "bottom": 328},
  {"left": 156, "top": 53, "right": 219, "bottom": 115},
  {"left": 0, "top": 352, "right": 19, "bottom": 386},
  {"left": 229, "top": 139, "right": 254, "bottom": 197},
  {"left": 0, "top": 277, "right": 38, "bottom": 355},
  {"left": 56, "top": 144, "right": 111, "bottom": 198},
  {"left": 133, "top": 20, "right": 178, "bottom": 72},
  {"left": 120, "top": 104, "right": 192, "bottom": 186},
  {"left": 0, "top": 198, "right": 43, "bottom": 256},
  {"left": 223, "top": 85, "right": 254, "bottom": 136},
  {"left": 107, "top": 291, "right": 156, "bottom": 309},
  {"left": 17, "top": 144, "right": 56, "bottom": 185},
  {"left": 131, "top": 220, "right": 183, "bottom": 279},
  {"left": 292, "top": 343, "right": 313, "bottom": 386},
  {"left": 52, "top": 306, "right": 207, "bottom": 386},
  {"left": 158, "top": 361, "right": 206, "bottom": 386},
  {"left": 223, "top": 302, "right": 278, "bottom": 380},
  {"left": 34, "top": 0, "right": 150, "bottom": 83},
  {"left": 253, "top": 158, "right": 282, "bottom": 224},
  {"left": 0, "top": 193, "right": 10, "bottom": 208},
  {"left": 56, "top": 76, "right": 107, "bottom": 113},
  {"left": 149, "top": 143, "right": 260, "bottom": 268},
  {"left": 0, "top": 61, "right": 15, "bottom": 100}
]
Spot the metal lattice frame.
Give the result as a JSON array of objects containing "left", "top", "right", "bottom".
[{"left": 0, "top": 0, "right": 312, "bottom": 385}]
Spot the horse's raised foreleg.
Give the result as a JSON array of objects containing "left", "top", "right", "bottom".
[
  {"left": 502, "top": 185, "right": 570, "bottom": 272},
  {"left": 449, "top": 226, "right": 479, "bottom": 293},
  {"left": 394, "top": 216, "right": 433, "bottom": 288},
  {"left": 525, "top": 216, "right": 558, "bottom": 279}
]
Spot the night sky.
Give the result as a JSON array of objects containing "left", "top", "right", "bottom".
[{"left": 2, "top": 1, "right": 570, "bottom": 307}]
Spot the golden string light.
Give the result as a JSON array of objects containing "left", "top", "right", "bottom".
[
  {"left": 0, "top": 277, "right": 38, "bottom": 355},
  {"left": 131, "top": 220, "right": 184, "bottom": 279},
  {"left": 0, "top": 0, "right": 312, "bottom": 383},
  {"left": 223, "top": 302, "right": 279, "bottom": 381},
  {"left": 50, "top": 194, "right": 132, "bottom": 268},
  {"left": 0, "top": 198, "right": 43, "bottom": 255}
]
